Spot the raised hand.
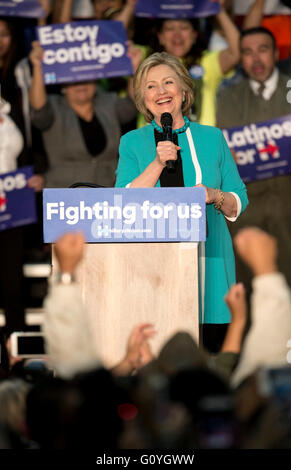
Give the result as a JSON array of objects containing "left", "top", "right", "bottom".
[
  {"left": 29, "top": 41, "right": 44, "bottom": 68},
  {"left": 54, "top": 232, "right": 86, "bottom": 274},
  {"left": 234, "top": 227, "right": 278, "bottom": 276},
  {"left": 224, "top": 282, "right": 247, "bottom": 322}
]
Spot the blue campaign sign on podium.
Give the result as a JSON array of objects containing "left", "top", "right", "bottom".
[{"left": 43, "top": 187, "right": 206, "bottom": 243}]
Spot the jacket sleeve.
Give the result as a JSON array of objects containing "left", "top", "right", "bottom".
[
  {"left": 115, "top": 133, "right": 140, "bottom": 187},
  {"left": 30, "top": 98, "right": 55, "bottom": 131},
  {"left": 115, "top": 94, "right": 137, "bottom": 126},
  {"left": 43, "top": 281, "right": 101, "bottom": 378}
]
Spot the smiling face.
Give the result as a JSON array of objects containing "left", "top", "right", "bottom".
[
  {"left": 158, "top": 20, "right": 197, "bottom": 59},
  {"left": 241, "top": 33, "right": 278, "bottom": 83},
  {"left": 0, "top": 20, "right": 12, "bottom": 64},
  {"left": 143, "top": 64, "right": 185, "bottom": 127}
]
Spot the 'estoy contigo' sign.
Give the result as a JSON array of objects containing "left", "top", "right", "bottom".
[{"left": 37, "top": 20, "right": 133, "bottom": 85}]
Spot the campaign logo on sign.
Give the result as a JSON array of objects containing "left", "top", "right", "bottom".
[
  {"left": 189, "top": 64, "right": 205, "bottom": 79},
  {"left": 223, "top": 115, "right": 291, "bottom": 183},
  {"left": 43, "top": 187, "right": 206, "bottom": 243},
  {"left": 0, "top": 166, "right": 37, "bottom": 232},
  {"left": 37, "top": 20, "right": 133, "bottom": 85},
  {"left": 0, "top": 0, "right": 45, "bottom": 18},
  {"left": 135, "top": 0, "right": 220, "bottom": 18}
]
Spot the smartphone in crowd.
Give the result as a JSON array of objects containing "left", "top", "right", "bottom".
[
  {"left": 196, "top": 395, "right": 238, "bottom": 449},
  {"left": 257, "top": 366, "right": 291, "bottom": 417},
  {"left": 10, "top": 332, "right": 46, "bottom": 359}
]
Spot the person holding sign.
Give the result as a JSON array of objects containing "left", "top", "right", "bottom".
[
  {"left": 147, "top": 0, "right": 240, "bottom": 127},
  {"left": 115, "top": 52, "right": 249, "bottom": 352},
  {"left": 29, "top": 40, "right": 140, "bottom": 188}
]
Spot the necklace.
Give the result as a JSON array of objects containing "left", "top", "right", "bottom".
[{"left": 151, "top": 116, "right": 190, "bottom": 134}]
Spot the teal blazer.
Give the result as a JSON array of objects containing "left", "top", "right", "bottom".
[{"left": 115, "top": 122, "right": 249, "bottom": 324}]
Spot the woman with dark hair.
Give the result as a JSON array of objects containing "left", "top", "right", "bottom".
[{"left": 143, "top": 0, "right": 240, "bottom": 127}]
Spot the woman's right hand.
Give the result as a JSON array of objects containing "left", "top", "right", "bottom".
[
  {"left": 155, "top": 141, "right": 181, "bottom": 168},
  {"left": 29, "top": 40, "right": 44, "bottom": 68}
]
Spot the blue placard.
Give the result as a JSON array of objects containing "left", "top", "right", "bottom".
[
  {"left": 222, "top": 115, "right": 291, "bottom": 183},
  {"left": 0, "top": 166, "right": 37, "bottom": 232},
  {"left": 43, "top": 187, "right": 206, "bottom": 243},
  {"left": 0, "top": 0, "right": 45, "bottom": 18},
  {"left": 135, "top": 0, "right": 220, "bottom": 18},
  {"left": 37, "top": 20, "right": 133, "bottom": 85}
]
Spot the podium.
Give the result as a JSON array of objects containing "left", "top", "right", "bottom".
[{"left": 45, "top": 188, "right": 206, "bottom": 368}]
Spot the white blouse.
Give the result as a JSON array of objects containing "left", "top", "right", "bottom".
[{"left": 0, "top": 99, "right": 24, "bottom": 174}]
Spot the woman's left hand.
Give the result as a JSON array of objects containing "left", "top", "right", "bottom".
[
  {"left": 194, "top": 184, "right": 219, "bottom": 204},
  {"left": 27, "top": 174, "right": 45, "bottom": 192}
]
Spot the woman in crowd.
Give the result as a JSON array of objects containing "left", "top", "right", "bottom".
[
  {"left": 29, "top": 41, "right": 140, "bottom": 188},
  {"left": 115, "top": 52, "right": 249, "bottom": 351},
  {"left": 148, "top": 0, "right": 240, "bottom": 127}
]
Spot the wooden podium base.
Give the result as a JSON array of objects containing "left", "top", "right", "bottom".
[{"left": 53, "top": 242, "right": 199, "bottom": 368}]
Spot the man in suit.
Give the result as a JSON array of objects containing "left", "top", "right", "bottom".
[{"left": 216, "top": 27, "right": 291, "bottom": 293}]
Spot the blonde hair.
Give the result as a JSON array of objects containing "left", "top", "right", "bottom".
[{"left": 133, "top": 52, "right": 194, "bottom": 123}]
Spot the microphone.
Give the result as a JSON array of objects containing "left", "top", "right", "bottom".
[{"left": 161, "top": 112, "right": 175, "bottom": 171}]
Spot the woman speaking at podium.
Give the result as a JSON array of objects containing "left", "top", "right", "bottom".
[{"left": 115, "top": 52, "right": 248, "bottom": 352}]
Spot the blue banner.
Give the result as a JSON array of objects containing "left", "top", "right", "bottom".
[
  {"left": 37, "top": 20, "right": 133, "bottom": 85},
  {"left": 0, "top": 166, "right": 37, "bottom": 232},
  {"left": 135, "top": 0, "right": 220, "bottom": 18},
  {"left": 222, "top": 115, "right": 291, "bottom": 183},
  {"left": 43, "top": 187, "right": 206, "bottom": 243},
  {"left": 0, "top": 0, "right": 45, "bottom": 18}
]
